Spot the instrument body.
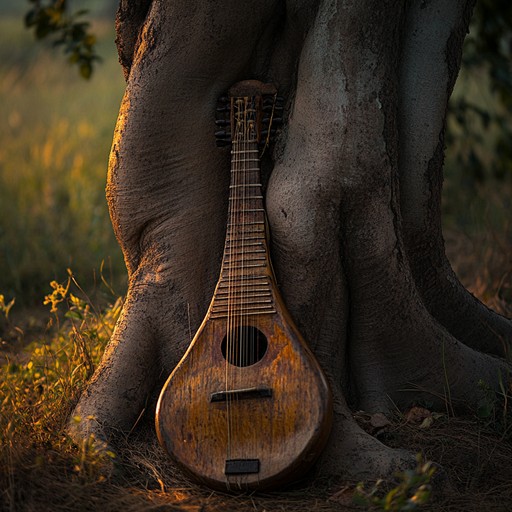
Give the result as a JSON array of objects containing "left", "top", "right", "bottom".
[{"left": 156, "top": 80, "right": 332, "bottom": 490}]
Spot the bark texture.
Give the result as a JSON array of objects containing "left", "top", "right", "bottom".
[{"left": 71, "top": 0, "right": 512, "bottom": 482}]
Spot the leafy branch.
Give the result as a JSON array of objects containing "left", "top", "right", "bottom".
[{"left": 24, "top": 0, "right": 100, "bottom": 79}]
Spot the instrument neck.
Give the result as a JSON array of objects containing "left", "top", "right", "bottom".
[
  {"left": 226, "top": 137, "right": 265, "bottom": 241},
  {"left": 209, "top": 138, "right": 276, "bottom": 319}
]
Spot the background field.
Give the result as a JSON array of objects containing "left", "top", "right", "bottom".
[
  {"left": 0, "top": 3, "right": 510, "bottom": 313},
  {"left": 0, "top": 2, "right": 125, "bottom": 307}
]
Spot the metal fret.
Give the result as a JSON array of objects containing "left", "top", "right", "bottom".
[
  {"left": 217, "top": 275, "right": 270, "bottom": 286},
  {"left": 226, "top": 240, "right": 265, "bottom": 247},
  {"left": 229, "top": 184, "right": 262, "bottom": 188},
  {"left": 222, "top": 252, "right": 267, "bottom": 263},
  {"left": 231, "top": 149, "right": 259, "bottom": 154},
  {"left": 209, "top": 308, "right": 276, "bottom": 319},
  {"left": 224, "top": 248, "right": 265, "bottom": 255},
  {"left": 227, "top": 221, "right": 265, "bottom": 226},
  {"left": 213, "top": 297, "right": 272, "bottom": 306},
  {"left": 229, "top": 195, "right": 263, "bottom": 201},
  {"left": 222, "top": 262, "right": 266, "bottom": 269},
  {"left": 226, "top": 210, "right": 265, "bottom": 216},
  {"left": 215, "top": 290, "right": 271, "bottom": 297}
]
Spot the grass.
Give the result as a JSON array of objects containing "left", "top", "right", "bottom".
[
  {"left": 0, "top": 15, "right": 126, "bottom": 304},
  {"left": 1, "top": 280, "right": 512, "bottom": 511}
]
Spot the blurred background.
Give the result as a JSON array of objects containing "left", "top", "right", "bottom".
[
  {"left": 0, "top": 0, "right": 510, "bottom": 315},
  {"left": 0, "top": 0, "right": 125, "bottom": 310}
]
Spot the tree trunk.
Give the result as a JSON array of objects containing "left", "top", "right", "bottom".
[{"left": 71, "top": 0, "right": 512, "bottom": 482}]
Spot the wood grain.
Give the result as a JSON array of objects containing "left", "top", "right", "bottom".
[
  {"left": 155, "top": 81, "right": 333, "bottom": 491},
  {"left": 156, "top": 287, "right": 333, "bottom": 490}
]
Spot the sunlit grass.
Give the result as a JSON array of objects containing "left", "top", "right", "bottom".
[
  {"left": 0, "top": 275, "right": 123, "bottom": 510},
  {"left": 0, "top": 16, "right": 126, "bottom": 303},
  {"left": 1, "top": 279, "right": 512, "bottom": 511}
]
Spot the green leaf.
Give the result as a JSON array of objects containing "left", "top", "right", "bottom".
[
  {"left": 24, "top": 9, "right": 38, "bottom": 28},
  {"left": 65, "top": 310, "right": 83, "bottom": 320},
  {"left": 80, "top": 62, "right": 93, "bottom": 80}
]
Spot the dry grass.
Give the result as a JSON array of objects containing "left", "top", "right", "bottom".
[
  {"left": 4, "top": 409, "right": 512, "bottom": 511},
  {"left": 445, "top": 222, "right": 512, "bottom": 319},
  {"left": 443, "top": 181, "right": 512, "bottom": 319},
  {"left": 382, "top": 415, "right": 512, "bottom": 511},
  {"left": 1, "top": 257, "right": 512, "bottom": 511}
]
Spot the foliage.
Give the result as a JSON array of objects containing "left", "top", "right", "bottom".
[
  {"left": 0, "top": 274, "right": 122, "bottom": 510},
  {"left": 24, "top": 0, "right": 100, "bottom": 79},
  {"left": 446, "top": 0, "right": 512, "bottom": 186},
  {"left": 353, "top": 456, "right": 435, "bottom": 511}
]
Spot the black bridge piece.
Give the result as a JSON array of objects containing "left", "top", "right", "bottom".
[
  {"left": 210, "top": 386, "right": 272, "bottom": 402},
  {"left": 225, "top": 458, "right": 260, "bottom": 475}
]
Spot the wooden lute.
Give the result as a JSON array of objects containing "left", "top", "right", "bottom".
[{"left": 156, "top": 80, "right": 332, "bottom": 491}]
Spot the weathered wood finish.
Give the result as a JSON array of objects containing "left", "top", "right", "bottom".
[
  {"left": 156, "top": 293, "right": 333, "bottom": 490},
  {"left": 156, "top": 81, "right": 333, "bottom": 490}
]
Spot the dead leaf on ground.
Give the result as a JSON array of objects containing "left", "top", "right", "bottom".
[{"left": 405, "top": 406, "right": 433, "bottom": 427}]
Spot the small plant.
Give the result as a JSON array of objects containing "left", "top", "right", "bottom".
[
  {"left": 0, "top": 294, "right": 24, "bottom": 346},
  {"left": 476, "top": 374, "right": 512, "bottom": 439},
  {"left": 0, "top": 273, "right": 122, "bottom": 510},
  {"left": 67, "top": 415, "right": 116, "bottom": 482},
  {"left": 354, "top": 455, "right": 435, "bottom": 511},
  {"left": 0, "top": 294, "right": 15, "bottom": 320}
]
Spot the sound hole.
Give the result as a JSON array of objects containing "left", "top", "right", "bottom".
[{"left": 221, "top": 326, "right": 268, "bottom": 367}]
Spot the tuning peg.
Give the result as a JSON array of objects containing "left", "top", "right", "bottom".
[
  {"left": 262, "top": 104, "right": 284, "bottom": 114},
  {"left": 215, "top": 124, "right": 232, "bottom": 147},
  {"left": 261, "top": 116, "right": 283, "bottom": 128},
  {"left": 216, "top": 96, "right": 230, "bottom": 112},
  {"left": 215, "top": 119, "right": 230, "bottom": 127},
  {"left": 260, "top": 127, "right": 277, "bottom": 138}
]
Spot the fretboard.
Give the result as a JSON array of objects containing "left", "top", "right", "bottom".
[{"left": 210, "top": 139, "right": 276, "bottom": 319}]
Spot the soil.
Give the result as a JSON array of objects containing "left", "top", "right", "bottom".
[{"left": 5, "top": 411, "right": 511, "bottom": 511}]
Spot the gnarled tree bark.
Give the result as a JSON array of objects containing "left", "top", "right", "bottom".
[{"left": 71, "top": 0, "right": 512, "bottom": 482}]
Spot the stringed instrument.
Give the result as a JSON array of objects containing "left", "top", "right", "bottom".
[{"left": 156, "top": 80, "right": 332, "bottom": 491}]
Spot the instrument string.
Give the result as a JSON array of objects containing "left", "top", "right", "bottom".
[
  {"left": 226, "top": 93, "right": 264, "bottom": 472},
  {"left": 227, "top": 97, "right": 241, "bottom": 463},
  {"left": 225, "top": 97, "right": 233, "bottom": 462},
  {"left": 239, "top": 97, "right": 247, "bottom": 462}
]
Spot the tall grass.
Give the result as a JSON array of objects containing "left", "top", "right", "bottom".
[
  {"left": 0, "top": 10, "right": 509, "bottom": 309},
  {"left": 0, "top": 16, "right": 126, "bottom": 304},
  {"left": 0, "top": 277, "right": 123, "bottom": 511}
]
